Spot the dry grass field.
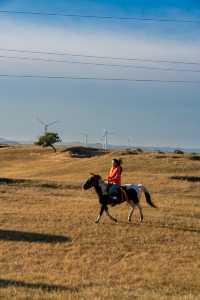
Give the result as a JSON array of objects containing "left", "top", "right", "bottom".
[{"left": 0, "top": 145, "right": 200, "bottom": 300}]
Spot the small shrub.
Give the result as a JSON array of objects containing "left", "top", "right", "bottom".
[
  {"left": 136, "top": 148, "right": 144, "bottom": 153},
  {"left": 35, "top": 132, "right": 61, "bottom": 152},
  {"left": 174, "top": 149, "right": 184, "bottom": 154}
]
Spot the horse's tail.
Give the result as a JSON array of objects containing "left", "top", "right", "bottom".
[{"left": 141, "top": 185, "right": 157, "bottom": 208}]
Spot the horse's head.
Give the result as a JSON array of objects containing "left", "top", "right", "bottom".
[{"left": 83, "top": 174, "right": 102, "bottom": 190}]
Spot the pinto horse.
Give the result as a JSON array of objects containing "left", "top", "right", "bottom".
[{"left": 83, "top": 174, "right": 157, "bottom": 224}]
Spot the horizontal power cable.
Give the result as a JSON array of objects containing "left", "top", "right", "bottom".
[
  {"left": 0, "top": 10, "right": 199, "bottom": 23},
  {"left": 0, "top": 73, "right": 199, "bottom": 84},
  {"left": 0, "top": 48, "right": 199, "bottom": 66},
  {"left": 0, "top": 54, "right": 200, "bottom": 73}
]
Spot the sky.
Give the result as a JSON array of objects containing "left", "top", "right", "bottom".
[{"left": 0, "top": 0, "right": 200, "bottom": 148}]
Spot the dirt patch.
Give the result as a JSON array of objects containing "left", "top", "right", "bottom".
[
  {"left": 118, "top": 149, "right": 140, "bottom": 156},
  {"left": 156, "top": 155, "right": 183, "bottom": 159},
  {"left": 190, "top": 156, "right": 200, "bottom": 161},
  {"left": 63, "top": 146, "right": 106, "bottom": 158},
  {"left": 0, "top": 144, "right": 11, "bottom": 149},
  {"left": 0, "top": 229, "right": 71, "bottom": 244},
  {"left": 170, "top": 175, "right": 200, "bottom": 182},
  {"left": 0, "top": 178, "right": 81, "bottom": 190}
]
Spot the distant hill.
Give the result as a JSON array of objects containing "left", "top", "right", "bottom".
[
  {"left": 61, "top": 142, "right": 200, "bottom": 154},
  {"left": 0, "top": 137, "right": 19, "bottom": 145},
  {"left": 3, "top": 138, "right": 199, "bottom": 154}
]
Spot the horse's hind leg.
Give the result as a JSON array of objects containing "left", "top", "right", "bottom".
[
  {"left": 137, "top": 203, "right": 143, "bottom": 223},
  {"left": 105, "top": 207, "right": 117, "bottom": 223},
  {"left": 128, "top": 206, "right": 134, "bottom": 223}
]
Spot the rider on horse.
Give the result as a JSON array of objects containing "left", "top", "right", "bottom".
[{"left": 108, "top": 159, "right": 123, "bottom": 201}]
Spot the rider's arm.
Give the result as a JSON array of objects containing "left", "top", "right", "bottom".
[{"left": 108, "top": 167, "right": 121, "bottom": 183}]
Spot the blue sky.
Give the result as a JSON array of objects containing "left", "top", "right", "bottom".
[{"left": 0, "top": 0, "right": 200, "bottom": 147}]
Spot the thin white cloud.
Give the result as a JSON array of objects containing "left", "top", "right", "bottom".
[{"left": 0, "top": 19, "right": 199, "bottom": 81}]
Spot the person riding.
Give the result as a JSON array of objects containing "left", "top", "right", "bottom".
[{"left": 107, "top": 158, "right": 123, "bottom": 199}]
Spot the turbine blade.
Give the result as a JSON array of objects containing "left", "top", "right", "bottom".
[
  {"left": 36, "top": 117, "right": 45, "bottom": 125},
  {"left": 47, "top": 121, "right": 58, "bottom": 126}
]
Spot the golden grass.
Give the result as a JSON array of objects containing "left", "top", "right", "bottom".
[{"left": 0, "top": 146, "right": 200, "bottom": 299}]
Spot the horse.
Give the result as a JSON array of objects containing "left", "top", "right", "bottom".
[{"left": 83, "top": 174, "right": 157, "bottom": 224}]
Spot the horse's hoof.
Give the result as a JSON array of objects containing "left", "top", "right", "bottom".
[
  {"left": 114, "top": 219, "right": 117, "bottom": 223},
  {"left": 95, "top": 220, "right": 99, "bottom": 224}
]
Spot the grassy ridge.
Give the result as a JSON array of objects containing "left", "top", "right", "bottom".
[{"left": 0, "top": 146, "right": 199, "bottom": 299}]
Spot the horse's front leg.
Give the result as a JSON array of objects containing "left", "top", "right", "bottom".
[
  {"left": 95, "top": 205, "right": 106, "bottom": 223},
  {"left": 105, "top": 207, "right": 117, "bottom": 223}
]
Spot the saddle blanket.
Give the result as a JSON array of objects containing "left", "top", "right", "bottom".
[{"left": 124, "top": 184, "right": 143, "bottom": 197}]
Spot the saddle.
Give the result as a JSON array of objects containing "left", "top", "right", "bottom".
[{"left": 108, "top": 186, "right": 128, "bottom": 206}]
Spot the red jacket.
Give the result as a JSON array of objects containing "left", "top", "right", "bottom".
[{"left": 108, "top": 166, "right": 121, "bottom": 185}]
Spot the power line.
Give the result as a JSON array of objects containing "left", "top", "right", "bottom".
[
  {"left": 0, "top": 73, "right": 199, "bottom": 84},
  {"left": 1, "top": 54, "right": 200, "bottom": 73},
  {"left": 0, "top": 9, "right": 199, "bottom": 23},
  {"left": 0, "top": 48, "right": 199, "bottom": 66}
]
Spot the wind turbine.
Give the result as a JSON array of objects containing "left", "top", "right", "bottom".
[
  {"left": 128, "top": 137, "right": 133, "bottom": 148},
  {"left": 36, "top": 117, "right": 58, "bottom": 134},
  {"left": 81, "top": 133, "right": 88, "bottom": 147},
  {"left": 102, "top": 129, "right": 114, "bottom": 150}
]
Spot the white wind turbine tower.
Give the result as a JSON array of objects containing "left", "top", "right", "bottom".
[
  {"left": 128, "top": 137, "right": 133, "bottom": 148},
  {"left": 81, "top": 133, "right": 88, "bottom": 147},
  {"left": 102, "top": 129, "right": 114, "bottom": 150},
  {"left": 36, "top": 117, "right": 58, "bottom": 134}
]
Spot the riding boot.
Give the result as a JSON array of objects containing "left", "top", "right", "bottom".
[{"left": 110, "top": 193, "right": 119, "bottom": 205}]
